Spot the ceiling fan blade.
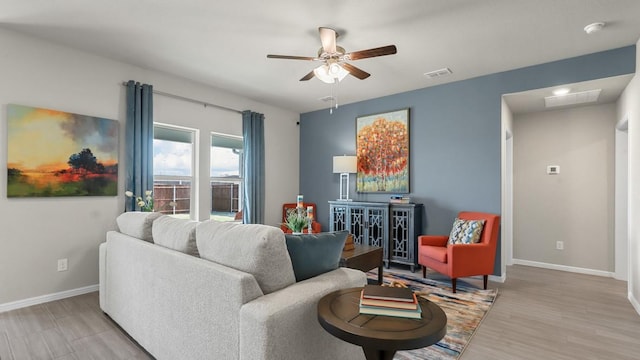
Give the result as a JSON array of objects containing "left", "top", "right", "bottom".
[
  {"left": 346, "top": 45, "right": 397, "bottom": 61},
  {"left": 341, "top": 63, "right": 370, "bottom": 80},
  {"left": 300, "top": 70, "right": 315, "bottom": 81},
  {"left": 319, "top": 27, "right": 337, "bottom": 54},
  {"left": 267, "top": 54, "right": 315, "bottom": 61}
]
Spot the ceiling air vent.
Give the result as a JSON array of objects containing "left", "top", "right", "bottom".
[
  {"left": 319, "top": 95, "right": 335, "bottom": 102},
  {"left": 544, "top": 89, "right": 601, "bottom": 108},
  {"left": 423, "top": 68, "right": 452, "bottom": 79}
]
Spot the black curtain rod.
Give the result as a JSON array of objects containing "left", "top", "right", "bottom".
[{"left": 121, "top": 81, "right": 242, "bottom": 114}]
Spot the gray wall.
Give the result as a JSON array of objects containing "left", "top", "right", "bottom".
[
  {"left": 513, "top": 104, "right": 616, "bottom": 271},
  {"left": 300, "top": 46, "right": 635, "bottom": 275}
]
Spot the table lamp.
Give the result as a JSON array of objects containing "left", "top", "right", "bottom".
[{"left": 333, "top": 155, "right": 357, "bottom": 201}]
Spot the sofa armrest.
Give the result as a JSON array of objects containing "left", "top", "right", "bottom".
[
  {"left": 419, "top": 235, "right": 448, "bottom": 247},
  {"left": 448, "top": 243, "right": 494, "bottom": 276},
  {"left": 239, "top": 268, "right": 366, "bottom": 360}
]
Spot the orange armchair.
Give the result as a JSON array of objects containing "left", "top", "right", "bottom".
[
  {"left": 418, "top": 211, "right": 500, "bottom": 293},
  {"left": 280, "top": 203, "right": 322, "bottom": 234}
]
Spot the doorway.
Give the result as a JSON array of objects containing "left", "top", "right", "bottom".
[{"left": 501, "top": 75, "right": 633, "bottom": 281}]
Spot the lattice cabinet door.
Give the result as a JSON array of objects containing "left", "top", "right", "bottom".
[
  {"left": 348, "top": 205, "right": 367, "bottom": 245},
  {"left": 390, "top": 203, "right": 423, "bottom": 272},
  {"left": 364, "top": 205, "right": 389, "bottom": 263},
  {"left": 329, "top": 202, "right": 348, "bottom": 232}
]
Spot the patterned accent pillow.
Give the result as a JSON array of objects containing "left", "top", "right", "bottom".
[{"left": 448, "top": 218, "right": 486, "bottom": 244}]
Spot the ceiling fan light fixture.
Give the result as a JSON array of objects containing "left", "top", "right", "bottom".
[
  {"left": 329, "top": 63, "right": 341, "bottom": 75},
  {"left": 267, "top": 27, "right": 396, "bottom": 83},
  {"left": 313, "top": 63, "right": 348, "bottom": 84}
]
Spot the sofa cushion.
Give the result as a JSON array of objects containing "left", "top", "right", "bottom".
[
  {"left": 196, "top": 220, "right": 295, "bottom": 294},
  {"left": 448, "top": 218, "right": 485, "bottom": 244},
  {"left": 284, "top": 231, "right": 348, "bottom": 282},
  {"left": 116, "top": 211, "right": 164, "bottom": 242},
  {"left": 152, "top": 216, "right": 199, "bottom": 256}
]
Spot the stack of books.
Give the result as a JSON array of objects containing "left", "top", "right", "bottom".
[
  {"left": 343, "top": 233, "right": 355, "bottom": 251},
  {"left": 389, "top": 195, "right": 411, "bottom": 204},
  {"left": 359, "top": 284, "right": 422, "bottom": 319}
]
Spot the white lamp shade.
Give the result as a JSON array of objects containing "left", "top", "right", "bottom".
[
  {"left": 314, "top": 64, "right": 349, "bottom": 84},
  {"left": 333, "top": 155, "right": 357, "bottom": 173}
]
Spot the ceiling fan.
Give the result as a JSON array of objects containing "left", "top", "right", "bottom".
[{"left": 267, "top": 27, "right": 397, "bottom": 83}]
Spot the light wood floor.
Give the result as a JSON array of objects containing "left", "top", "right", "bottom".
[
  {"left": 0, "top": 292, "right": 151, "bottom": 360},
  {"left": 1, "top": 265, "right": 639, "bottom": 359},
  {"left": 462, "top": 265, "right": 640, "bottom": 360}
]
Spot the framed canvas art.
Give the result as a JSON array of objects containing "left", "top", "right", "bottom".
[
  {"left": 356, "top": 108, "right": 409, "bottom": 193},
  {"left": 7, "top": 104, "right": 119, "bottom": 197}
]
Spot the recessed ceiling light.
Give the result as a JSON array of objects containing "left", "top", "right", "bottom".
[
  {"left": 553, "top": 88, "right": 571, "bottom": 96},
  {"left": 544, "top": 89, "right": 602, "bottom": 108},
  {"left": 584, "top": 22, "right": 605, "bottom": 34}
]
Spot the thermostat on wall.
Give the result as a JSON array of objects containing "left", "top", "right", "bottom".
[{"left": 547, "top": 165, "right": 560, "bottom": 175}]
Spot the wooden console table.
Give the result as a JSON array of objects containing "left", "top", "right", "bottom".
[{"left": 340, "top": 244, "right": 383, "bottom": 284}]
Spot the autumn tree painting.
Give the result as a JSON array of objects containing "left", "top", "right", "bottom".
[
  {"left": 7, "top": 104, "right": 119, "bottom": 197},
  {"left": 356, "top": 109, "right": 409, "bottom": 193}
]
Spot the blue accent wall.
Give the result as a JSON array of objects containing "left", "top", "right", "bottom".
[{"left": 300, "top": 46, "right": 636, "bottom": 274}]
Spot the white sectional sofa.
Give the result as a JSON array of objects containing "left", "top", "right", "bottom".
[{"left": 99, "top": 212, "right": 367, "bottom": 360}]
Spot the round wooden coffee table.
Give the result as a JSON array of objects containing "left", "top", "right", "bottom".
[{"left": 317, "top": 287, "right": 447, "bottom": 360}]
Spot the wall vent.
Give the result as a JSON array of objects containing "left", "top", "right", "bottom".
[
  {"left": 423, "top": 68, "right": 452, "bottom": 79},
  {"left": 544, "top": 89, "right": 601, "bottom": 108}
]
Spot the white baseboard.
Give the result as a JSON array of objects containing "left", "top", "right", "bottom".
[
  {"left": 512, "top": 259, "right": 614, "bottom": 278},
  {"left": 489, "top": 273, "right": 506, "bottom": 283},
  {"left": 0, "top": 284, "right": 99, "bottom": 313},
  {"left": 630, "top": 292, "right": 640, "bottom": 316}
]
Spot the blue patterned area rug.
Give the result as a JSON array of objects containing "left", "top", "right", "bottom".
[{"left": 366, "top": 270, "right": 498, "bottom": 360}]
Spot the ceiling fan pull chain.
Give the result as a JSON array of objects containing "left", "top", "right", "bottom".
[
  {"left": 329, "top": 80, "right": 335, "bottom": 114},
  {"left": 334, "top": 79, "right": 339, "bottom": 110}
]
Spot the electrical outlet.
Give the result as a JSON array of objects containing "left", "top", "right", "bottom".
[
  {"left": 556, "top": 241, "right": 564, "bottom": 250},
  {"left": 57, "top": 258, "right": 68, "bottom": 272}
]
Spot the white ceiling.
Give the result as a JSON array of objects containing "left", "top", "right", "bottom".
[
  {"left": 1, "top": 0, "right": 639, "bottom": 113},
  {"left": 504, "top": 74, "right": 634, "bottom": 115}
]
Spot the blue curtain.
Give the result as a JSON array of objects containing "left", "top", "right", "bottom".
[
  {"left": 125, "top": 80, "right": 154, "bottom": 212},
  {"left": 242, "top": 111, "right": 265, "bottom": 224}
]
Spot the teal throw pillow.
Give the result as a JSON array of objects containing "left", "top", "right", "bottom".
[
  {"left": 448, "top": 218, "right": 485, "bottom": 244},
  {"left": 284, "top": 231, "right": 348, "bottom": 281}
]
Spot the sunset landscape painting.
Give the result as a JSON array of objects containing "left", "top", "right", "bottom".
[{"left": 7, "top": 104, "right": 119, "bottom": 197}]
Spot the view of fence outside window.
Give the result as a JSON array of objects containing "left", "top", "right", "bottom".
[
  {"left": 152, "top": 126, "right": 242, "bottom": 221},
  {"left": 211, "top": 133, "right": 243, "bottom": 221},
  {"left": 153, "top": 125, "right": 194, "bottom": 218}
]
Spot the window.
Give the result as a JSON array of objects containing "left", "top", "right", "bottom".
[
  {"left": 153, "top": 124, "right": 196, "bottom": 218},
  {"left": 210, "top": 133, "right": 243, "bottom": 221}
]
